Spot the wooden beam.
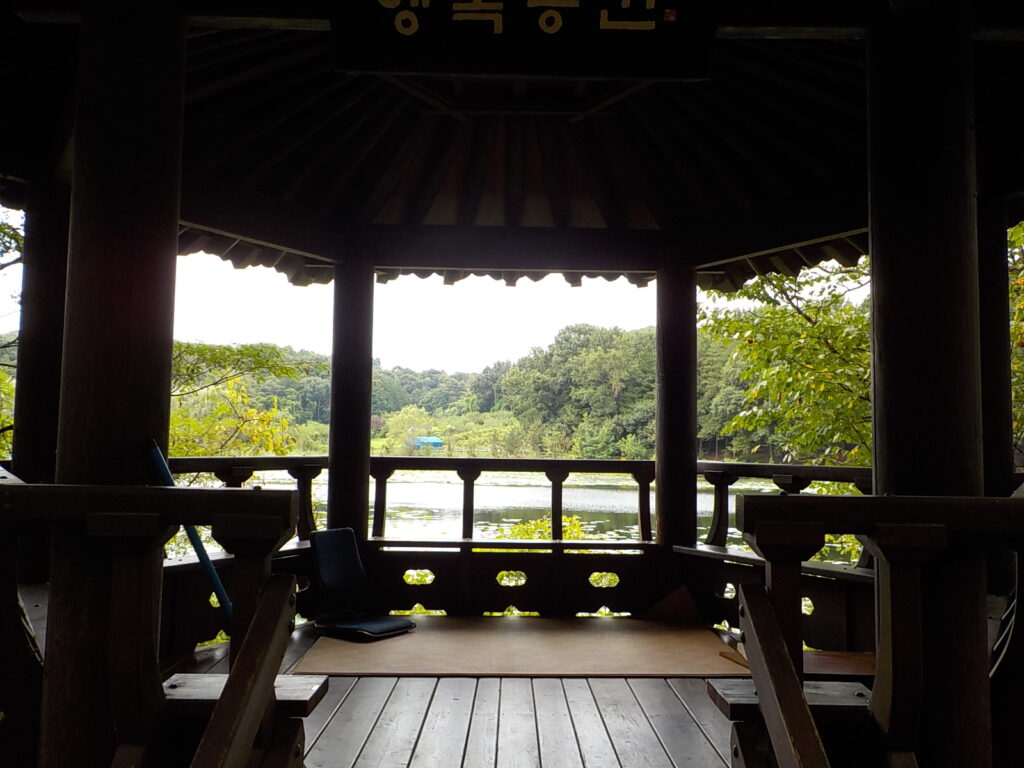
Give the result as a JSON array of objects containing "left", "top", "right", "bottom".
[
  {"left": 0, "top": 485, "right": 297, "bottom": 527},
  {"left": 736, "top": 494, "right": 1024, "bottom": 537},
  {"left": 14, "top": 3, "right": 1024, "bottom": 39},
  {"left": 738, "top": 583, "right": 830, "bottom": 768},
  {"left": 354, "top": 224, "right": 671, "bottom": 273},
  {"left": 179, "top": 174, "right": 336, "bottom": 262}
]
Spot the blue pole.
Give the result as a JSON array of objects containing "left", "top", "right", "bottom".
[{"left": 149, "top": 442, "right": 233, "bottom": 619}]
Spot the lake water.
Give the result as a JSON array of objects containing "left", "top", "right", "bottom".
[{"left": 254, "top": 470, "right": 784, "bottom": 548}]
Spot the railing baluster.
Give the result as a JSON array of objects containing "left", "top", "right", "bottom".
[
  {"left": 702, "top": 470, "right": 738, "bottom": 547},
  {"left": 214, "top": 465, "right": 255, "bottom": 488},
  {"left": 632, "top": 467, "right": 656, "bottom": 542},
  {"left": 165, "top": 457, "right": 877, "bottom": 550},
  {"left": 370, "top": 465, "right": 395, "bottom": 538},
  {"left": 287, "top": 464, "right": 322, "bottom": 540},
  {"left": 457, "top": 467, "right": 481, "bottom": 540},
  {"left": 772, "top": 473, "right": 812, "bottom": 495},
  {"left": 546, "top": 470, "right": 569, "bottom": 540}
]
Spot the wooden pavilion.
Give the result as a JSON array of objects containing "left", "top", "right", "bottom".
[{"left": 2, "top": 2, "right": 1024, "bottom": 766}]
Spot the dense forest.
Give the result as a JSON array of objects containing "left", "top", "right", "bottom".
[{"left": 4, "top": 215, "right": 1024, "bottom": 468}]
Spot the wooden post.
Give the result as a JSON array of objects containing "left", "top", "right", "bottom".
[
  {"left": 12, "top": 181, "right": 69, "bottom": 486},
  {"left": 41, "top": 11, "right": 184, "bottom": 768},
  {"left": 868, "top": 4, "right": 989, "bottom": 765},
  {"left": 655, "top": 262, "right": 697, "bottom": 547},
  {"left": 869, "top": 2, "right": 982, "bottom": 498},
  {"left": 546, "top": 469, "right": 569, "bottom": 541},
  {"left": 327, "top": 258, "right": 374, "bottom": 536},
  {"left": 12, "top": 181, "right": 70, "bottom": 583},
  {"left": 458, "top": 467, "right": 481, "bottom": 539},
  {"left": 976, "top": 81, "right": 1014, "bottom": 498},
  {"left": 370, "top": 465, "right": 394, "bottom": 538},
  {"left": 702, "top": 470, "right": 737, "bottom": 547},
  {"left": 287, "top": 464, "right": 323, "bottom": 539}
]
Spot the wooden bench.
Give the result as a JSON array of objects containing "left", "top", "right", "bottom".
[
  {"left": 708, "top": 679, "right": 871, "bottom": 725},
  {"left": 163, "top": 673, "right": 328, "bottom": 719}
]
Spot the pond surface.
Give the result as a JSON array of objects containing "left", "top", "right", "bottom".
[{"left": 255, "top": 470, "right": 784, "bottom": 548}]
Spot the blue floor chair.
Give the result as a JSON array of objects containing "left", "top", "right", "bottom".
[{"left": 298, "top": 527, "right": 416, "bottom": 642}]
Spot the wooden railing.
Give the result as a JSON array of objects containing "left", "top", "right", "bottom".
[
  {"left": 2, "top": 482, "right": 299, "bottom": 767},
  {"left": 733, "top": 494, "right": 1024, "bottom": 767},
  {"left": 167, "top": 455, "right": 871, "bottom": 548}
]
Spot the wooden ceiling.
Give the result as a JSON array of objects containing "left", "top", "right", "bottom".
[{"left": 2, "top": 5, "right": 1023, "bottom": 290}]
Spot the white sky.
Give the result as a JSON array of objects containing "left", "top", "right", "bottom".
[
  {"left": 0, "top": 249, "right": 658, "bottom": 373},
  {"left": 174, "top": 253, "right": 657, "bottom": 372}
]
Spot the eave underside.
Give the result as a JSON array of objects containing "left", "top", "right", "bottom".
[{"left": 1, "top": 8, "right": 1023, "bottom": 290}]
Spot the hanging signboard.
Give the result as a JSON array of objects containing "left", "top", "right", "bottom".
[{"left": 332, "top": 1, "right": 713, "bottom": 81}]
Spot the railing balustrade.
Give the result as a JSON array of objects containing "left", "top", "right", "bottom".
[{"left": 167, "top": 455, "right": 872, "bottom": 549}]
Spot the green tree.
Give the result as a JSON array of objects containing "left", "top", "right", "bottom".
[
  {"left": 700, "top": 260, "right": 872, "bottom": 465},
  {"left": 372, "top": 361, "right": 411, "bottom": 415},
  {"left": 1008, "top": 221, "right": 1024, "bottom": 463},
  {"left": 383, "top": 404, "right": 435, "bottom": 454},
  {"left": 0, "top": 214, "right": 23, "bottom": 458},
  {"left": 169, "top": 341, "right": 307, "bottom": 458}
]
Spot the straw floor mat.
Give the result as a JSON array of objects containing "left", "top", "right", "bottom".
[{"left": 291, "top": 616, "right": 747, "bottom": 678}]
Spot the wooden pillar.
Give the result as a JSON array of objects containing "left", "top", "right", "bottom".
[
  {"left": 12, "top": 181, "right": 69, "bottom": 486},
  {"left": 976, "top": 81, "right": 1014, "bottom": 498},
  {"left": 869, "top": 4, "right": 982, "bottom": 499},
  {"left": 868, "top": 4, "right": 989, "bottom": 766},
  {"left": 655, "top": 261, "right": 697, "bottom": 547},
  {"left": 41, "top": 11, "right": 184, "bottom": 768},
  {"left": 12, "top": 181, "right": 70, "bottom": 582},
  {"left": 327, "top": 258, "right": 374, "bottom": 536}
]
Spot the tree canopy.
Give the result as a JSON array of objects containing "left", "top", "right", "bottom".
[{"left": 699, "top": 260, "right": 872, "bottom": 466}]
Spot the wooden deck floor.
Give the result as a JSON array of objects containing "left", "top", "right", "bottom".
[
  {"left": 24, "top": 584, "right": 734, "bottom": 767},
  {"left": 174, "top": 625, "right": 733, "bottom": 767}
]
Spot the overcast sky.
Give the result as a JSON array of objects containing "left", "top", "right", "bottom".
[
  {"left": 173, "top": 253, "right": 657, "bottom": 372},
  {"left": 0, "top": 248, "right": 658, "bottom": 373}
]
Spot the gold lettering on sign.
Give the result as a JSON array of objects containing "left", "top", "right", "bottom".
[
  {"left": 395, "top": 10, "right": 419, "bottom": 35},
  {"left": 379, "top": 0, "right": 431, "bottom": 36},
  {"left": 600, "top": 0, "right": 658, "bottom": 31},
  {"left": 528, "top": 0, "right": 580, "bottom": 34},
  {"left": 453, "top": 0, "right": 504, "bottom": 34}
]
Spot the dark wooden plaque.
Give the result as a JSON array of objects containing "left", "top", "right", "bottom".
[{"left": 332, "top": 1, "right": 713, "bottom": 80}]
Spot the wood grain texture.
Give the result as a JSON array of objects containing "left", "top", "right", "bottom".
[
  {"left": 668, "top": 679, "right": 733, "bottom": 765},
  {"left": 533, "top": 679, "right": 584, "bottom": 768},
  {"left": 305, "top": 677, "right": 398, "bottom": 768},
  {"left": 588, "top": 678, "right": 673, "bottom": 768},
  {"left": 354, "top": 677, "right": 437, "bottom": 768},
  {"left": 630, "top": 678, "right": 726, "bottom": 767},
  {"left": 409, "top": 678, "right": 476, "bottom": 768},
  {"left": 496, "top": 678, "right": 540, "bottom": 768},
  {"left": 462, "top": 678, "right": 500, "bottom": 768}
]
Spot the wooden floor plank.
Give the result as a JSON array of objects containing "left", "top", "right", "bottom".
[
  {"left": 588, "top": 678, "right": 673, "bottom": 768},
  {"left": 409, "top": 678, "right": 477, "bottom": 768},
  {"left": 303, "top": 676, "right": 358, "bottom": 754},
  {"left": 562, "top": 679, "right": 621, "bottom": 768},
  {"left": 497, "top": 678, "right": 540, "bottom": 768},
  {"left": 354, "top": 677, "right": 437, "bottom": 768},
  {"left": 462, "top": 678, "right": 500, "bottom": 768},
  {"left": 667, "top": 678, "right": 733, "bottom": 764},
  {"left": 533, "top": 679, "right": 584, "bottom": 768},
  {"left": 279, "top": 623, "right": 320, "bottom": 673},
  {"left": 305, "top": 677, "right": 398, "bottom": 768},
  {"left": 629, "top": 679, "right": 727, "bottom": 767}
]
